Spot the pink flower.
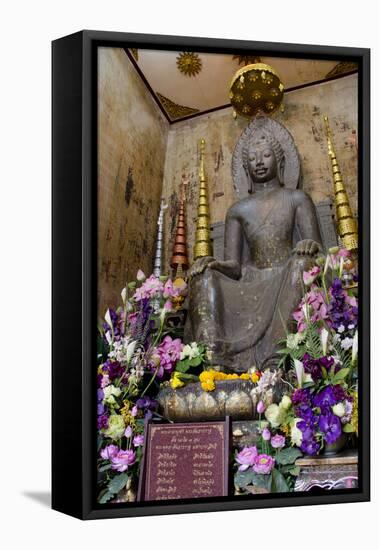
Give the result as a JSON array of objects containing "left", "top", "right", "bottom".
[
  {"left": 257, "top": 400, "right": 266, "bottom": 414},
  {"left": 163, "top": 300, "right": 173, "bottom": 312},
  {"left": 111, "top": 449, "right": 136, "bottom": 472},
  {"left": 262, "top": 428, "right": 271, "bottom": 441},
  {"left": 235, "top": 446, "right": 258, "bottom": 471},
  {"left": 124, "top": 426, "right": 133, "bottom": 438},
  {"left": 253, "top": 454, "right": 275, "bottom": 475},
  {"left": 131, "top": 406, "right": 138, "bottom": 417},
  {"left": 133, "top": 434, "right": 144, "bottom": 447},
  {"left": 163, "top": 279, "right": 180, "bottom": 299},
  {"left": 338, "top": 248, "right": 350, "bottom": 258},
  {"left": 136, "top": 269, "right": 146, "bottom": 281},
  {"left": 133, "top": 275, "right": 164, "bottom": 301},
  {"left": 154, "top": 336, "right": 184, "bottom": 378},
  {"left": 270, "top": 434, "right": 286, "bottom": 449},
  {"left": 303, "top": 266, "right": 321, "bottom": 286},
  {"left": 100, "top": 444, "right": 119, "bottom": 460}
]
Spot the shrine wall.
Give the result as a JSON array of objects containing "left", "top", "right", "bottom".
[
  {"left": 161, "top": 73, "right": 358, "bottom": 274},
  {"left": 98, "top": 47, "right": 169, "bottom": 316}
]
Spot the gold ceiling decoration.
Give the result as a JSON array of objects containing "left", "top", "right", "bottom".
[
  {"left": 229, "top": 62, "right": 284, "bottom": 119},
  {"left": 156, "top": 92, "right": 199, "bottom": 120},
  {"left": 130, "top": 48, "right": 139, "bottom": 61},
  {"left": 326, "top": 61, "right": 358, "bottom": 78},
  {"left": 176, "top": 52, "right": 202, "bottom": 77},
  {"left": 233, "top": 54, "right": 262, "bottom": 66}
]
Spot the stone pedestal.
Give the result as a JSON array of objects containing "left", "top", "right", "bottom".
[{"left": 294, "top": 450, "right": 358, "bottom": 491}]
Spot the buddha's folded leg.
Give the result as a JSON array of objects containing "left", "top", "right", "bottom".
[{"left": 256, "top": 254, "right": 316, "bottom": 369}]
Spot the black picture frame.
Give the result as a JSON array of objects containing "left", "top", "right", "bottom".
[{"left": 52, "top": 30, "right": 370, "bottom": 520}]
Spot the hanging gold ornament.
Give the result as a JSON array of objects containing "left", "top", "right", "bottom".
[
  {"left": 230, "top": 63, "right": 284, "bottom": 118},
  {"left": 176, "top": 52, "right": 202, "bottom": 77}
]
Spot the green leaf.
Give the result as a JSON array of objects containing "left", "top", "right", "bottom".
[
  {"left": 288, "top": 466, "right": 300, "bottom": 476},
  {"left": 188, "top": 356, "right": 203, "bottom": 367},
  {"left": 127, "top": 281, "right": 136, "bottom": 289},
  {"left": 343, "top": 423, "right": 355, "bottom": 433},
  {"left": 234, "top": 469, "right": 255, "bottom": 489},
  {"left": 251, "top": 473, "right": 272, "bottom": 491},
  {"left": 98, "top": 463, "right": 112, "bottom": 472},
  {"left": 276, "top": 447, "right": 303, "bottom": 465},
  {"left": 107, "top": 472, "right": 129, "bottom": 495},
  {"left": 333, "top": 368, "right": 350, "bottom": 382},
  {"left": 175, "top": 372, "right": 198, "bottom": 381},
  {"left": 98, "top": 490, "right": 114, "bottom": 504},
  {"left": 271, "top": 468, "right": 290, "bottom": 493},
  {"left": 175, "top": 360, "right": 190, "bottom": 373}
]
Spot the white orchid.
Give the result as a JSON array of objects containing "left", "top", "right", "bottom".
[
  {"left": 321, "top": 328, "right": 329, "bottom": 355},
  {"left": 352, "top": 331, "right": 358, "bottom": 364}
]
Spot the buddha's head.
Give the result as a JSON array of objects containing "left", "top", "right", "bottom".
[{"left": 242, "top": 130, "right": 285, "bottom": 192}]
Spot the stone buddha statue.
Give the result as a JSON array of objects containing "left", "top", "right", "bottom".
[{"left": 185, "top": 116, "right": 322, "bottom": 372}]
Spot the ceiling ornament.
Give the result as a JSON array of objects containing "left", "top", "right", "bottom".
[
  {"left": 325, "top": 62, "right": 358, "bottom": 78},
  {"left": 233, "top": 55, "right": 262, "bottom": 66},
  {"left": 156, "top": 92, "right": 199, "bottom": 120},
  {"left": 229, "top": 63, "right": 284, "bottom": 119},
  {"left": 176, "top": 52, "right": 202, "bottom": 77}
]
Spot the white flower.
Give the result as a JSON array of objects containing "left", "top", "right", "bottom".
[
  {"left": 294, "top": 359, "right": 304, "bottom": 388},
  {"left": 103, "top": 384, "right": 122, "bottom": 405},
  {"left": 352, "top": 331, "right": 358, "bottom": 363},
  {"left": 287, "top": 333, "right": 300, "bottom": 350},
  {"left": 348, "top": 324, "right": 355, "bottom": 330},
  {"left": 280, "top": 395, "right": 292, "bottom": 410},
  {"left": 333, "top": 333, "right": 341, "bottom": 344},
  {"left": 321, "top": 328, "right": 329, "bottom": 356},
  {"left": 180, "top": 342, "right": 200, "bottom": 360},
  {"left": 104, "top": 309, "right": 113, "bottom": 330},
  {"left": 341, "top": 337, "right": 353, "bottom": 350},
  {"left": 121, "top": 287, "right": 127, "bottom": 304},
  {"left": 290, "top": 418, "right": 303, "bottom": 447},
  {"left": 265, "top": 403, "right": 285, "bottom": 428},
  {"left": 337, "top": 324, "right": 345, "bottom": 334},
  {"left": 126, "top": 340, "right": 137, "bottom": 363},
  {"left": 332, "top": 402, "right": 346, "bottom": 418}
]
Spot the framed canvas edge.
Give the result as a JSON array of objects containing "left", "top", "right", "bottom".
[{"left": 52, "top": 30, "right": 370, "bottom": 520}]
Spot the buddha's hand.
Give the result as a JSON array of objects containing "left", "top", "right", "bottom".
[
  {"left": 188, "top": 256, "right": 217, "bottom": 279},
  {"left": 294, "top": 239, "right": 320, "bottom": 256}
]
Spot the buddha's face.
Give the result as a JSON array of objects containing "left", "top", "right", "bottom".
[{"left": 247, "top": 143, "right": 277, "bottom": 183}]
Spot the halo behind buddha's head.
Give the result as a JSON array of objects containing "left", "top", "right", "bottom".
[{"left": 232, "top": 115, "right": 301, "bottom": 198}]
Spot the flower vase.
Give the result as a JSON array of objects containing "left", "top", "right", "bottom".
[{"left": 323, "top": 433, "right": 347, "bottom": 456}]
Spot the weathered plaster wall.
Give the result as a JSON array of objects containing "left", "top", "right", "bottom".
[
  {"left": 98, "top": 48, "right": 169, "bottom": 316},
  {"left": 161, "top": 74, "right": 358, "bottom": 273}
]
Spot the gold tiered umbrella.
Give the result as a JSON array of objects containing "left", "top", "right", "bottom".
[
  {"left": 324, "top": 116, "right": 358, "bottom": 252},
  {"left": 194, "top": 139, "right": 213, "bottom": 260}
]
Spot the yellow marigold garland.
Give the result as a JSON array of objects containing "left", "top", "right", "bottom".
[{"left": 198, "top": 369, "right": 261, "bottom": 392}]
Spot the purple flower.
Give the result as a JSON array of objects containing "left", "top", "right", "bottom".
[
  {"left": 100, "top": 444, "right": 119, "bottom": 460},
  {"left": 271, "top": 434, "right": 286, "bottom": 449},
  {"left": 318, "top": 413, "right": 342, "bottom": 445},
  {"left": 300, "top": 438, "right": 320, "bottom": 455},
  {"left": 313, "top": 386, "right": 338, "bottom": 408},
  {"left": 328, "top": 278, "right": 358, "bottom": 331},
  {"left": 253, "top": 454, "right": 275, "bottom": 475},
  {"left": 292, "top": 388, "right": 311, "bottom": 406},
  {"left": 235, "top": 446, "right": 258, "bottom": 471},
  {"left": 302, "top": 354, "right": 334, "bottom": 382},
  {"left": 97, "top": 413, "right": 109, "bottom": 429},
  {"left": 110, "top": 449, "right": 136, "bottom": 472},
  {"left": 133, "top": 434, "right": 144, "bottom": 447},
  {"left": 102, "top": 359, "right": 124, "bottom": 381}
]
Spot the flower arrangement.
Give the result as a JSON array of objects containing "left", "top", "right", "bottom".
[
  {"left": 270, "top": 247, "right": 358, "bottom": 456},
  {"left": 234, "top": 396, "right": 302, "bottom": 494},
  {"left": 97, "top": 270, "right": 188, "bottom": 503}
]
